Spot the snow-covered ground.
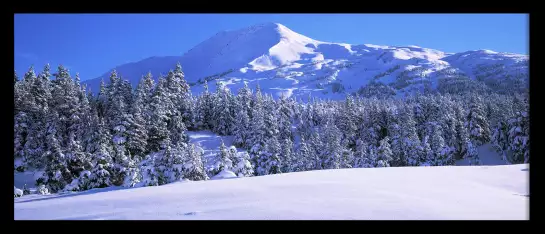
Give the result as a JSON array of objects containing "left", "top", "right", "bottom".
[
  {"left": 14, "top": 163, "right": 528, "bottom": 220},
  {"left": 15, "top": 131, "right": 527, "bottom": 220},
  {"left": 455, "top": 143, "right": 508, "bottom": 166}
]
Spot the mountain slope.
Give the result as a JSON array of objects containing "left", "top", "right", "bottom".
[
  {"left": 14, "top": 164, "right": 529, "bottom": 220},
  {"left": 84, "top": 23, "right": 529, "bottom": 99}
]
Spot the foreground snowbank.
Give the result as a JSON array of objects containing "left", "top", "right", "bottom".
[{"left": 14, "top": 164, "right": 528, "bottom": 220}]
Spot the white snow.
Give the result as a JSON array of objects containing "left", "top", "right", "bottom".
[
  {"left": 14, "top": 164, "right": 529, "bottom": 220},
  {"left": 456, "top": 143, "right": 507, "bottom": 166},
  {"left": 211, "top": 170, "right": 237, "bottom": 180},
  {"left": 14, "top": 187, "right": 23, "bottom": 197},
  {"left": 14, "top": 170, "right": 44, "bottom": 189},
  {"left": 83, "top": 23, "right": 528, "bottom": 101}
]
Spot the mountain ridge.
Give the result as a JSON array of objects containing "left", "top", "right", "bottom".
[{"left": 83, "top": 23, "right": 529, "bottom": 99}]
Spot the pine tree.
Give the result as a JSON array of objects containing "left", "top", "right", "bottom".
[
  {"left": 89, "top": 164, "right": 112, "bottom": 189},
  {"left": 198, "top": 80, "right": 214, "bottom": 130},
  {"left": 508, "top": 110, "right": 529, "bottom": 163},
  {"left": 398, "top": 105, "right": 421, "bottom": 166},
  {"left": 39, "top": 118, "right": 72, "bottom": 193},
  {"left": 126, "top": 97, "right": 148, "bottom": 159},
  {"left": 232, "top": 99, "right": 251, "bottom": 148},
  {"left": 322, "top": 117, "right": 343, "bottom": 169},
  {"left": 14, "top": 111, "right": 29, "bottom": 161},
  {"left": 232, "top": 151, "right": 254, "bottom": 177},
  {"left": 147, "top": 76, "right": 171, "bottom": 152},
  {"left": 156, "top": 143, "right": 185, "bottom": 184},
  {"left": 65, "top": 138, "right": 93, "bottom": 184},
  {"left": 419, "top": 136, "right": 434, "bottom": 166},
  {"left": 429, "top": 124, "right": 453, "bottom": 166},
  {"left": 167, "top": 63, "right": 191, "bottom": 124},
  {"left": 277, "top": 95, "right": 293, "bottom": 141},
  {"left": 263, "top": 136, "right": 282, "bottom": 175},
  {"left": 279, "top": 138, "right": 295, "bottom": 173},
  {"left": 248, "top": 85, "right": 266, "bottom": 149},
  {"left": 214, "top": 84, "right": 235, "bottom": 135},
  {"left": 376, "top": 137, "right": 393, "bottom": 167},
  {"left": 184, "top": 144, "right": 208, "bottom": 181},
  {"left": 354, "top": 140, "right": 373, "bottom": 168},
  {"left": 337, "top": 94, "right": 358, "bottom": 147},
  {"left": 466, "top": 95, "right": 491, "bottom": 145},
  {"left": 491, "top": 120, "right": 511, "bottom": 163},
  {"left": 139, "top": 153, "right": 160, "bottom": 187},
  {"left": 214, "top": 140, "right": 233, "bottom": 174},
  {"left": 51, "top": 65, "right": 80, "bottom": 149},
  {"left": 309, "top": 131, "right": 323, "bottom": 170},
  {"left": 169, "top": 113, "right": 189, "bottom": 146},
  {"left": 296, "top": 137, "right": 314, "bottom": 171},
  {"left": 453, "top": 104, "right": 471, "bottom": 160},
  {"left": 87, "top": 120, "right": 114, "bottom": 189}
]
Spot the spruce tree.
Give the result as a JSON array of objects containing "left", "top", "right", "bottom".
[
  {"left": 232, "top": 151, "right": 254, "bottom": 177},
  {"left": 280, "top": 138, "right": 295, "bottom": 173},
  {"left": 297, "top": 137, "right": 314, "bottom": 171},
  {"left": 277, "top": 95, "right": 293, "bottom": 141},
  {"left": 184, "top": 144, "right": 208, "bottom": 181},
  {"left": 322, "top": 117, "right": 343, "bottom": 170},
  {"left": 147, "top": 76, "right": 171, "bottom": 152},
  {"left": 214, "top": 140, "right": 233, "bottom": 174},
  {"left": 466, "top": 95, "right": 491, "bottom": 145},
  {"left": 376, "top": 137, "right": 393, "bottom": 167},
  {"left": 508, "top": 110, "right": 529, "bottom": 163}
]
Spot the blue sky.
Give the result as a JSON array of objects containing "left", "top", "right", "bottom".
[{"left": 14, "top": 14, "right": 528, "bottom": 81}]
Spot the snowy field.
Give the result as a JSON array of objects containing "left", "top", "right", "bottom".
[{"left": 14, "top": 163, "right": 528, "bottom": 220}]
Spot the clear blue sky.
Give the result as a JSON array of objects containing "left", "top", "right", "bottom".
[{"left": 14, "top": 14, "right": 528, "bottom": 81}]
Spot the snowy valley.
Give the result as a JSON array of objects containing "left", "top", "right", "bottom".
[{"left": 14, "top": 22, "right": 529, "bottom": 220}]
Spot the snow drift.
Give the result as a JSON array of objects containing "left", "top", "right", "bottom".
[{"left": 14, "top": 164, "right": 529, "bottom": 220}]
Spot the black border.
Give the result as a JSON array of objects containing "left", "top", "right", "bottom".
[{"left": 7, "top": 4, "right": 536, "bottom": 228}]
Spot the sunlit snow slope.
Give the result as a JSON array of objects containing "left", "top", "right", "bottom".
[
  {"left": 83, "top": 23, "right": 528, "bottom": 100},
  {"left": 14, "top": 164, "right": 528, "bottom": 220}
]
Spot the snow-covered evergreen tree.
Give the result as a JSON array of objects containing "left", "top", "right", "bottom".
[
  {"left": 508, "top": 110, "right": 529, "bottom": 163},
  {"left": 147, "top": 76, "right": 171, "bottom": 152},
  {"left": 337, "top": 94, "right": 358, "bottom": 147},
  {"left": 296, "top": 137, "right": 313, "bottom": 172},
  {"left": 39, "top": 119, "right": 72, "bottom": 193},
  {"left": 183, "top": 144, "right": 208, "bottom": 181},
  {"left": 214, "top": 83, "right": 235, "bottom": 135},
  {"left": 376, "top": 137, "right": 393, "bottom": 167},
  {"left": 419, "top": 136, "right": 433, "bottom": 166},
  {"left": 322, "top": 117, "right": 343, "bottom": 169},
  {"left": 248, "top": 85, "right": 266, "bottom": 149},
  {"left": 169, "top": 113, "right": 189, "bottom": 146},
  {"left": 354, "top": 140, "right": 372, "bottom": 168},
  {"left": 88, "top": 164, "right": 112, "bottom": 188},
  {"left": 213, "top": 140, "right": 233, "bottom": 174},
  {"left": 233, "top": 151, "right": 254, "bottom": 177},
  {"left": 277, "top": 95, "right": 293, "bottom": 141},
  {"left": 428, "top": 125, "right": 453, "bottom": 166},
  {"left": 279, "top": 138, "right": 295, "bottom": 173},
  {"left": 232, "top": 98, "right": 251, "bottom": 148},
  {"left": 156, "top": 143, "right": 185, "bottom": 184},
  {"left": 466, "top": 95, "right": 491, "bottom": 145},
  {"left": 262, "top": 136, "right": 282, "bottom": 175}
]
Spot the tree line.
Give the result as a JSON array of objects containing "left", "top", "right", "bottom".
[{"left": 14, "top": 63, "right": 529, "bottom": 194}]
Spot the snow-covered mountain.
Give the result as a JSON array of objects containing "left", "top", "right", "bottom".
[{"left": 84, "top": 22, "right": 529, "bottom": 99}]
